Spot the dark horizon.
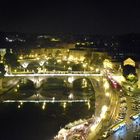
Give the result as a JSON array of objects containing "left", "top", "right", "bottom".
[
  {"left": 0, "top": 0, "right": 140, "bottom": 35},
  {"left": 1, "top": 30, "right": 140, "bottom": 37}
]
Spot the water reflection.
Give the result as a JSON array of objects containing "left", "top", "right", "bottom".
[
  {"left": 0, "top": 77, "right": 95, "bottom": 139},
  {"left": 0, "top": 102, "right": 95, "bottom": 140}
]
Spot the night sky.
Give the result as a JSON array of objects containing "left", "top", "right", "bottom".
[{"left": 0, "top": 0, "right": 140, "bottom": 34}]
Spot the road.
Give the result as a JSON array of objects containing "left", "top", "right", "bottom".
[
  {"left": 94, "top": 67, "right": 140, "bottom": 140},
  {"left": 105, "top": 94, "right": 140, "bottom": 140},
  {"left": 87, "top": 74, "right": 122, "bottom": 140},
  {"left": 106, "top": 118, "right": 140, "bottom": 140}
]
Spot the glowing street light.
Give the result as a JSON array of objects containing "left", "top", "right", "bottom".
[
  {"left": 68, "top": 55, "right": 74, "bottom": 61},
  {"left": 19, "top": 56, "right": 23, "bottom": 60},
  {"left": 103, "top": 59, "right": 113, "bottom": 69},
  {"left": 100, "top": 105, "right": 108, "bottom": 119},
  {"left": 83, "top": 63, "right": 87, "bottom": 68},
  {"left": 52, "top": 97, "right": 55, "bottom": 103},
  {"left": 21, "top": 62, "right": 29, "bottom": 72},
  {"left": 39, "top": 60, "right": 45, "bottom": 66},
  {"left": 102, "top": 105, "right": 108, "bottom": 112},
  {"left": 63, "top": 102, "right": 67, "bottom": 109},
  {"left": 57, "top": 59, "right": 62, "bottom": 63},
  {"left": 21, "top": 62, "right": 29, "bottom": 69},
  {"left": 104, "top": 81, "right": 109, "bottom": 90},
  {"left": 83, "top": 63, "right": 87, "bottom": 71},
  {"left": 105, "top": 92, "right": 110, "bottom": 97},
  {"left": 14, "top": 88, "right": 17, "bottom": 92},
  {"left": 68, "top": 77, "right": 74, "bottom": 83},
  {"left": 89, "top": 66, "right": 94, "bottom": 71},
  {"left": 95, "top": 68, "right": 100, "bottom": 73},
  {"left": 68, "top": 93, "right": 74, "bottom": 99}
]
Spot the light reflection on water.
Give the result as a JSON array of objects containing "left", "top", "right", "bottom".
[
  {"left": 0, "top": 77, "right": 95, "bottom": 139},
  {"left": 0, "top": 101, "right": 95, "bottom": 140}
]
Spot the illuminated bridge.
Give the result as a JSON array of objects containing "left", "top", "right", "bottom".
[
  {"left": 5, "top": 71, "right": 103, "bottom": 77},
  {"left": 1, "top": 71, "right": 97, "bottom": 103}
]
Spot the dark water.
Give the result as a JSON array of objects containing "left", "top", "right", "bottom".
[{"left": 0, "top": 102, "right": 95, "bottom": 140}]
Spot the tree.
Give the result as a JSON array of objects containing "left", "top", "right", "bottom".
[
  {"left": 123, "top": 65, "right": 138, "bottom": 83},
  {"left": 55, "top": 50, "right": 61, "bottom": 58},
  {"left": 0, "top": 63, "right": 6, "bottom": 77},
  {"left": 3, "top": 49, "right": 19, "bottom": 68},
  {"left": 126, "top": 74, "right": 138, "bottom": 83},
  {"left": 123, "top": 65, "right": 136, "bottom": 77}
]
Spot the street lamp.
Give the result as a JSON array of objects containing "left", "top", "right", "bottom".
[
  {"left": 83, "top": 63, "right": 87, "bottom": 71},
  {"left": 95, "top": 68, "right": 100, "bottom": 73},
  {"left": 105, "top": 92, "right": 110, "bottom": 97},
  {"left": 104, "top": 81, "right": 109, "bottom": 90},
  {"left": 39, "top": 60, "right": 45, "bottom": 67},
  {"left": 21, "top": 62, "right": 29, "bottom": 72},
  {"left": 68, "top": 93, "right": 74, "bottom": 99},
  {"left": 68, "top": 77, "right": 74, "bottom": 83},
  {"left": 100, "top": 105, "right": 108, "bottom": 119}
]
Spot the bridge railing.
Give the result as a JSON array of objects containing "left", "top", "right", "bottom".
[
  {"left": 4, "top": 71, "right": 102, "bottom": 77},
  {"left": 10, "top": 71, "right": 100, "bottom": 75}
]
